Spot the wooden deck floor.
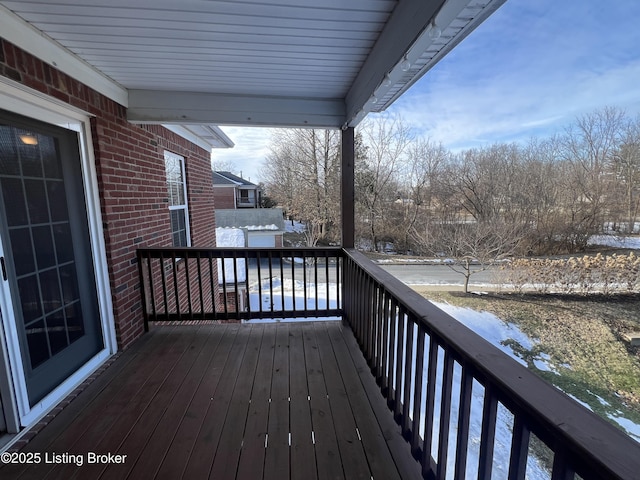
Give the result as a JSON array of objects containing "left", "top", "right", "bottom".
[{"left": 1, "top": 321, "right": 422, "bottom": 480}]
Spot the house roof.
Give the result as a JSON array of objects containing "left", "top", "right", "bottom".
[
  {"left": 212, "top": 171, "right": 258, "bottom": 187},
  {"left": 0, "top": 0, "right": 506, "bottom": 129}
]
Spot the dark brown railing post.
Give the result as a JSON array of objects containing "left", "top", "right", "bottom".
[{"left": 341, "top": 127, "right": 355, "bottom": 249}]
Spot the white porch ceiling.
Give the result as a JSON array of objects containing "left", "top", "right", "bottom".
[{"left": 0, "top": 0, "right": 506, "bottom": 128}]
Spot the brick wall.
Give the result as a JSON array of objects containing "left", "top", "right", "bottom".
[
  {"left": 1, "top": 38, "right": 218, "bottom": 349},
  {"left": 212, "top": 186, "right": 237, "bottom": 210}
]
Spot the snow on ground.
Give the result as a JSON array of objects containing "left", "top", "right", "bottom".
[
  {"left": 434, "top": 302, "right": 640, "bottom": 445},
  {"left": 284, "top": 220, "right": 306, "bottom": 233},
  {"left": 216, "top": 227, "right": 246, "bottom": 283},
  {"left": 245, "top": 278, "right": 340, "bottom": 322},
  {"left": 588, "top": 234, "right": 640, "bottom": 249},
  {"left": 432, "top": 303, "right": 535, "bottom": 368},
  {"left": 416, "top": 303, "right": 550, "bottom": 479}
]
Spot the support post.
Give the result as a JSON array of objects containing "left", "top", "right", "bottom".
[{"left": 341, "top": 127, "right": 355, "bottom": 248}]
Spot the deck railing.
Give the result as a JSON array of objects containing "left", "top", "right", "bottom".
[
  {"left": 136, "top": 246, "right": 640, "bottom": 479},
  {"left": 137, "top": 247, "right": 342, "bottom": 328},
  {"left": 342, "top": 248, "right": 640, "bottom": 480}
]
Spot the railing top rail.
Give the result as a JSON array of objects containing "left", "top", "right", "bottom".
[
  {"left": 137, "top": 246, "right": 344, "bottom": 257},
  {"left": 343, "top": 247, "right": 640, "bottom": 479},
  {"left": 138, "top": 246, "right": 344, "bottom": 251}
]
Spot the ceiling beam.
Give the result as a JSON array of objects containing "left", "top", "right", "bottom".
[
  {"left": 345, "top": 0, "right": 445, "bottom": 124},
  {"left": 127, "top": 90, "right": 346, "bottom": 128}
]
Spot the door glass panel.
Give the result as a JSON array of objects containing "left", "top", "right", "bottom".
[
  {"left": 41, "top": 136, "right": 62, "bottom": 179},
  {"left": 16, "top": 129, "right": 43, "bottom": 177},
  {"left": 65, "top": 303, "right": 85, "bottom": 343},
  {"left": 17, "top": 275, "right": 42, "bottom": 323},
  {"left": 24, "top": 179, "right": 49, "bottom": 224},
  {"left": 39, "top": 269, "right": 62, "bottom": 315},
  {"left": 33, "top": 226, "right": 56, "bottom": 270},
  {"left": 25, "top": 320, "right": 48, "bottom": 369},
  {"left": 0, "top": 111, "right": 104, "bottom": 406},
  {"left": 46, "top": 310, "right": 68, "bottom": 356},
  {"left": 1, "top": 178, "right": 27, "bottom": 226},
  {"left": 9, "top": 228, "right": 34, "bottom": 276},
  {"left": 47, "top": 180, "right": 67, "bottom": 222},
  {"left": 53, "top": 223, "right": 73, "bottom": 263},
  {"left": 60, "top": 264, "right": 79, "bottom": 304},
  {"left": 0, "top": 126, "right": 20, "bottom": 175}
]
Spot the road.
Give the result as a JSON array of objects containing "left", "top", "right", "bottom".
[
  {"left": 247, "top": 259, "right": 497, "bottom": 287},
  {"left": 378, "top": 263, "right": 497, "bottom": 286}
]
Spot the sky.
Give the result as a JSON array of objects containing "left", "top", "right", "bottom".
[{"left": 212, "top": 0, "right": 640, "bottom": 183}]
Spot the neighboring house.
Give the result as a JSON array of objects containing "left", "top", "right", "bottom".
[
  {"left": 212, "top": 171, "right": 262, "bottom": 209},
  {"left": 212, "top": 172, "right": 285, "bottom": 247}
]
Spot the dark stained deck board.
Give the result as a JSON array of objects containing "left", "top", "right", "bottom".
[
  {"left": 154, "top": 323, "right": 241, "bottom": 480},
  {"left": 326, "top": 322, "right": 406, "bottom": 480},
  {"left": 209, "top": 325, "right": 263, "bottom": 480},
  {"left": 235, "top": 324, "right": 276, "bottom": 480},
  {"left": 0, "top": 322, "right": 421, "bottom": 480},
  {"left": 67, "top": 325, "right": 216, "bottom": 480},
  {"left": 0, "top": 329, "right": 165, "bottom": 480},
  {"left": 288, "top": 323, "right": 317, "bottom": 480},
  {"left": 14, "top": 326, "right": 185, "bottom": 480},
  {"left": 312, "top": 322, "right": 373, "bottom": 480},
  {"left": 52, "top": 327, "right": 207, "bottom": 480},
  {"left": 181, "top": 325, "right": 252, "bottom": 479},
  {"left": 338, "top": 321, "right": 425, "bottom": 480},
  {"left": 303, "top": 324, "right": 345, "bottom": 480},
  {"left": 263, "top": 324, "right": 291, "bottom": 480},
  {"left": 100, "top": 324, "right": 228, "bottom": 480}
]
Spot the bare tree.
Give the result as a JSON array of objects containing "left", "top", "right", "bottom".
[
  {"left": 395, "top": 138, "right": 449, "bottom": 253},
  {"left": 610, "top": 115, "right": 640, "bottom": 233},
  {"left": 261, "top": 129, "right": 341, "bottom": 246},
  {"left": 558, "top": 107, "right": 625, "bottom": 249},
  {"left": 211, "top": 158, "right": 239, "bottom": 174},
  {"left": 412, "top": 218, "right": 525, "bottom": 293},
  {"left": 356, "top": 115, "right": 413, "bottom": 251}
]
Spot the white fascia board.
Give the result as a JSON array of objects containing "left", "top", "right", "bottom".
[
  {"left": 344, "top": 0, "right": 445, "bottom": 125},
  {"left": 377, "top": 0, "right": 507, "bottom": 111},
  {"left": 128, "top": 90, "right": 346, "bottom": 129},
  {"left": 162, "top": 124, "right": 234, "bottom": 151},
  {"left": 345, "top": 0, "right": 506, "bottom": 126},
  {"left": 204, "top": 125, "right": 235, "bottom": 149},
  {"left": 0, "top": 5, "right": 128, "bottom": 107},
  {"left": 162, "top": 125, "right": 214, "bottom": 151}
]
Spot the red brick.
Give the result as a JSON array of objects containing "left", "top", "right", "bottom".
[{"left": 1, "top": 39, "right": 219, "bottom": 349}]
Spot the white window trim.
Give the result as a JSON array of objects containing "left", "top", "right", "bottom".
[
  {"left": 0, "top": 76, "right": 116, "bottom": 433},
  {"left": 164, "top": 151, "right": 191, "bottom": 247}
]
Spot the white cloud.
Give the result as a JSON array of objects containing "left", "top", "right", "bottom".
[
  {"left": 211, "top": 126, "right": 276, "bottom": 182},
  {"left": 385, "top": 0, "right": 640, "bottom": 150}
]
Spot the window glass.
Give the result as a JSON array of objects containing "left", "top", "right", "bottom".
[{"left": 164, "top": 151, "right": 190, "bottom": 247}]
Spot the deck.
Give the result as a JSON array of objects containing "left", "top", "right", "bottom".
[{"left": 0, "top": 321, "right": 421, "bottom": 480}]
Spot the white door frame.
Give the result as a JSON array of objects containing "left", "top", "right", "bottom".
[{"left": 0, "top": 76, "right": 116, "bottom": 429}]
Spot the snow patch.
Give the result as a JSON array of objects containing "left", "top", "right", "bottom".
[
  {"left": 215, "top": 227, "right": 246, "bottom": 283},
  {"left": 588, "top": 234, "right": 640, "bottom": 249}
]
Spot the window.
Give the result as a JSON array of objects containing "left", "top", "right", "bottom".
[{"left": 164, "top": 151, "right": 190, "bottom": 247}]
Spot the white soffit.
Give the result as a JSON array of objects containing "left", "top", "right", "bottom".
[
  {"left": 0, "top": 0, "right": 507, "bottom": 128},
  {"left": 0, "top": 5, "right": 128, "bottom": 107}
]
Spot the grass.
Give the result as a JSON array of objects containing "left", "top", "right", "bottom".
[{"left": 412, "top": 288, "right": 640, "bottom": 435}]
